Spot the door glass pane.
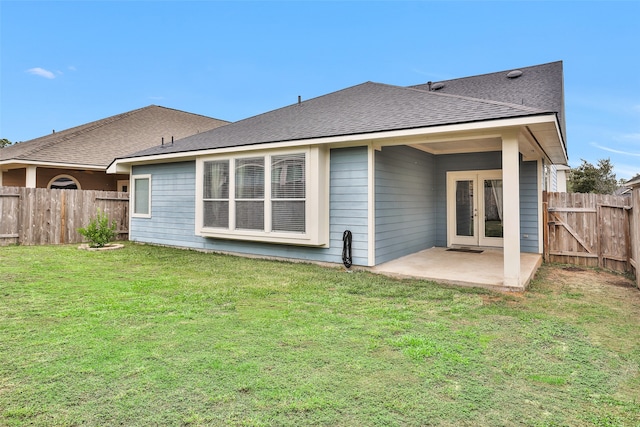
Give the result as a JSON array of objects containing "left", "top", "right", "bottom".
[
  {"left": 455, "top": 180, "right": 473, "bottom": 236},
  {"left": 484, "top": 179, "right": 503, "bottom": 238}
]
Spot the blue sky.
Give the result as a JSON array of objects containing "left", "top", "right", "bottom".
[{"left": 1, "top": 1, "right": 639, "bottom": 179}]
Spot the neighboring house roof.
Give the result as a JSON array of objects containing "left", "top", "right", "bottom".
[
  {"left": 409, "top": 61, "right": 566, "bottom": 144},
  {"left": 119, "top": 80, "right": 553, "bottom": 160},
  {"left": 625, "top": 176, "right": 640, "bottom": 188},
  {"left": 1, "top": 105, "right": 229, "bottom": 169}
]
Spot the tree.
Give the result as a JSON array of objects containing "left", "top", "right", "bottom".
[
  {"left": 568, "top": 158, "right": 618, "bottom": 194},
  {"left": 0, "top": 138, "right": 12, "bottom": 148}
]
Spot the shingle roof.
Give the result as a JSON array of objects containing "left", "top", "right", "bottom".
[
  {"left": 410, "top": 61, "right": 565, "bottom": 141},
  {"left": 0, "top": 105, "right": 229, "bottom": 167},
  {"left": 122, "top": 81, "right": 551, "bottom": 159}
]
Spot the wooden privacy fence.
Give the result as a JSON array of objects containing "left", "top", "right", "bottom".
[
  {"left": 0, "top": 187, "right": 128, "bottom": 246},
  {"left": 544, "top": 191, "right": 638, "bottom": 282}
]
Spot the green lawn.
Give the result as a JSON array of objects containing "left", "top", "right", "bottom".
[{"left": 1, "top": 243, "right": 639, "bottom": 426}]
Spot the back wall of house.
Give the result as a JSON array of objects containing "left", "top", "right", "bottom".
[
  {"left": 130, "top": 146, "right": 372, "bottom": 266},
  {"left": 375, "top": 145, "right": 436, "bottom": 264}
]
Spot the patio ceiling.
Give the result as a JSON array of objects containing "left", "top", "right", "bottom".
[{"left": 387, "top": 119, "right": 566, "bottom": 165}]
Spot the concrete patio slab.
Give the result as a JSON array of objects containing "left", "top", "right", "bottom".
[{"left": 370, "top": 247, "right": 542, "bottom": 292}]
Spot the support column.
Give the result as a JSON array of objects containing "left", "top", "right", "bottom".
[
  {"left": 502, "top": 132, "right": 521, "bottom": 287},
  {"left": 632, "top": 186, "right": 640, "bottom": 288},
  {"left": 0, "top": 169, "right": 3, "bottom": 187},
  {"left": 537, "top": 159, "right": 544, "bottom": 254},
  {"left": 25, "top": 166, "right": 37, "bottom": 188},
  {"left": 367, "top": 143, "right": 376, "bottom": 266}
]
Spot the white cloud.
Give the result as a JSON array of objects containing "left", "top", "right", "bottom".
[
  {"left": 68, "top": 65, "right": 76, "bottom": 71},
  {"left": 620, "top": 133, "right": 640, "bottom": 141},
  {"left": 590, "top": 142, "right": 640, "bottom": 157},
  {"left": 26, "top": 67, "right": 56, "bottom": 79}
]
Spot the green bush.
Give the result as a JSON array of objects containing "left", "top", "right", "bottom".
[{"left": 78, "top": 209, "right": 117, "bottom": 248}]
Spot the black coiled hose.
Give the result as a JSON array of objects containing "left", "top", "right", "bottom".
[{"left": 342, "top": 230, "right": 352, "bottom": 268}]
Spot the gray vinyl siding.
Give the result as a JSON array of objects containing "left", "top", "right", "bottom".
[
  {"left": 131, "top": 162, "right": 201, "bottom": 248},
  {"left": 328, "top": 147, "right": 369, "bottom": 265},
  {"left": 130, "top": 147, "right": 370, "bottom": 266},
  {"left": 520, "top": 160, "right": 539, "bottom": 253},
  {"left": 375, "top": 146, "right": 436, "bottom": 264}
]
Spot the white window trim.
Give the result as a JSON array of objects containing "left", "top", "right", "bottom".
[
  {"left": 131, "top": 174, "right": 152, "bottom": 218},
  {"left": 47, "top": 174, "right": 81, "bottom": 190},
  {"left": 195, "top": 146, "right": 329, "bottom": 246}
]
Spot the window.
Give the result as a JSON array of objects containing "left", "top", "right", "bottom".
[
  {"left": 132, "top": 175, "right": 151, "bottom": 218},
  {"left": 117, "top": 179, "right": 129, "bottom": 192},
  {"left": 47, "top": 175, "right": 80, "bottom": 190},
  {"left": 271, "top": 154, "right": 305, "bottom": 232},
  {"left": 235, "top": 157, "right": 265, "bottom": 230},
  {"left": 203, "top": 160, "right": 229, "bottom": 228},
  {"left": 196, "top": 148, "right": 327, "bottom": 246}
]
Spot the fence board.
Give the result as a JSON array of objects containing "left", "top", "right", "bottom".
[
  {"left": 0, "top": 187, "right": 128, "bottom": 246},
  {"left": 545, "top": 192, "right": 634, "bottom": 276}
]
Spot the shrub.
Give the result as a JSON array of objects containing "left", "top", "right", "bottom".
[{"left": 78, "top": 209, "right": 117, "bottom": 248}]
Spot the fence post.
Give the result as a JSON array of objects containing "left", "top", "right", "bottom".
[
  {"left": 596, "top": 204, "right": 602, "bottom": 268},
  {"left": 543, "top": 192, "right": 549, "bottom": 262},
  {"left": 633, "top": 187, "right": 640, "bottom": 288},
  {"left": 625, "top": 206, "right": 631, "bottom": 272}
]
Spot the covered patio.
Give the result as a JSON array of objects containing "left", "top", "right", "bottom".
[{"left": 371, "top": 247, "right": 542, "bottom": 292}]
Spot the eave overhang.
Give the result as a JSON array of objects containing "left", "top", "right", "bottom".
[
  {"left": 0, "top": 159, "right": 107, "bottom": 172},
  {"left": 107, "top": 113, "right": 567, "bottom": 174}
]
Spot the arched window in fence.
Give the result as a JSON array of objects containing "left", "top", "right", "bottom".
[{"left": 47, "top": 175, "right": 81, "bottom": 190}]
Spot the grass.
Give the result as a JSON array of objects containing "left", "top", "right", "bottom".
[{"left": 0, "top": 243, "right": 639, "bottom": 426}]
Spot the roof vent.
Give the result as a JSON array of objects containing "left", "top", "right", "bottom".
[
  {"left": 507, "top": 70, "right": 523, "bottom": 79},
  {"left": 431, "top": 82, "right": 445, "bottom": 90}
]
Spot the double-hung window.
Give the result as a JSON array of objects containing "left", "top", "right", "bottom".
[
  {"left": 271, "top": 154, "right": 305, "bottom": 233},
  {"left": 196, "top": 147, "right": 327, "bottom": 246},
  {"left": 235, "top": 157, "right": 265, "bottom": 230}
]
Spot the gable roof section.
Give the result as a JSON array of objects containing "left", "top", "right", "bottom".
[
  {"left": 410, "top": 61, "right": 566, "bottom": 144},
  {"left": 120, "top": 81, "right": 552, "bottom": 159},
  {"left": 0, "top": 105, "right": 229, "bottom": 168}
]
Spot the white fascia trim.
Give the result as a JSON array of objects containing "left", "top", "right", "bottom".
[
  {"left": 108, "top": 114, "right": 559, "bottom": 170},
  {"left": 0, "top": 160, "right": 105, "bottom": 171},
  {"left": 554, "top": 116, "right": 568, "bottom": 162}
]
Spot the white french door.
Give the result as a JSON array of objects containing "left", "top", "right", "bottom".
[{"left": 447, "top": 170, "right": 504, "bottom": 247}]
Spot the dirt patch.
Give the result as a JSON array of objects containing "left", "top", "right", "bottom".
[
  {"left": 607, "top": 279, "right": 637, "bottom": 288},
  {"left": 539, "top": 265, "right": 639, "bottom": 299},
  {"left": 562, "top": 266, "right": 586, "bottom": 272}
]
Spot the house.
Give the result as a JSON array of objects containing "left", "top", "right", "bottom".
[
  {"left": 108, "top": 61, "right": 568, "bottom": 290},
  {"left": 0, "top": 105, "right": 229, "bottom": 191},
  {"left": 616, "top": 175, "right": 640, "bottom": 196}
]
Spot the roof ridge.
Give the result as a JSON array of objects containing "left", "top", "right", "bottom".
[
  {"left": 7, "top": 106, "right": 154, "bottom": 160},
  {"left": 383, "top": 82, "right": 550, "bottom": 114},
  {"left": 410, "top": 60, "right": 563, "bottom": 87},
  {"left": 421, "top": 87, "right": 548, "bottom": 113},
  {"left": 150, "top": 105, "right": 230, "bottom": 124}
]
